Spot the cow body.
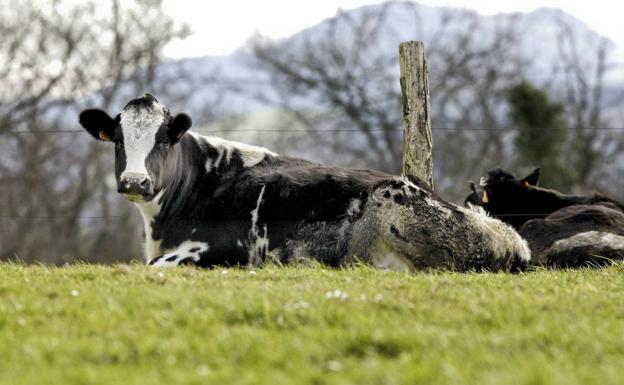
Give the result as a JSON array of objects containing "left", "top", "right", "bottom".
[
  {"left": 79, "top": 95, "right": 531, "bottom": 272},
  {"left": 139, "top": 133, "right": 530, "bottom": 271},
  {"left": 520, "top": 205, "right": 624, "bottom": 267},
  {"left": 467, "top": 168, "right": 624, "bottom": 268}
]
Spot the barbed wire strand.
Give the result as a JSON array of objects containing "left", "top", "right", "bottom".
[
  {"left": 0, "top": 212, "right": 614, "bottom": 220},
  {"left": 1, "top": 127, "right": 621, "bottom": 221},
  {"left": 3, "top": 127, "right": 624, "bottom": 134},
  {"left": 0, "top": 216, "right": 124, "bottom": 220}
]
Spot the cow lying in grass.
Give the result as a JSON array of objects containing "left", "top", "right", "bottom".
[
  {"left": 466, "top": 168, "right": 624, "bottom": 267},
  {"left": 79, "top": 94, "right": 530, "bottom": 271}
]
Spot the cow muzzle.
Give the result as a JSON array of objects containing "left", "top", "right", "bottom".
[{"left": 118, "top": 172, "right": 153, "bottom": 201}]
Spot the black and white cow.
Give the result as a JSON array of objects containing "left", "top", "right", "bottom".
[
  {"left": 466, "top": 168, "right": 624, "bottom": 267},
  {"left": 79, "top": 94, "right": 530, "bottom": 271}
]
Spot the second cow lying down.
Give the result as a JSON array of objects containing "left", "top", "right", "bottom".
[
  {"left": 466, "top": 168, "right": 624, "bottom": 267},
  {"left": 79, "top": 94, "right": 530, "bottom": 271}
]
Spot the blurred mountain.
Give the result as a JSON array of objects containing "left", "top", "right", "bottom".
[{"left": 148, "top": 2, "right": 623, "bottom": 124}]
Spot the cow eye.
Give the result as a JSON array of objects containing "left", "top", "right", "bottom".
[{"left": 158, "top": 138, "right": 170, "bottom": 149}]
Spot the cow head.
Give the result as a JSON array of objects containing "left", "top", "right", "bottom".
[
  {"left": 79, "top": 94, "right": 192, "bottom": 203},
  {"left": 464, "top": 167, "right": 540, "bottom": 229}
]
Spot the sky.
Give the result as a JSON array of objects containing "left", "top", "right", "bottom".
[{"left": 162, "top": 0, "right": 624, "bottom": 59}]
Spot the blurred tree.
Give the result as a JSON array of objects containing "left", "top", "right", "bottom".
[
  {"left": 247, "top": 2, "right": 619, "bottom": 202},
  {"left": 251, "top": 5, "right": 403, "bottom": 173},
  {"left": 0, "top": 0, "right": 188, "bottom": 263},
  {"left": 552, "top": 20, "right": 608, "bottom": 191},
  {"left": 249, "top": 3, "right": 526, "bottom": 196},
  {"left": 508, "top": 81, "right": 575, "bottom": 190}
]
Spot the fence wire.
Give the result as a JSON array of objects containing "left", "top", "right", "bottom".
[
  {"left": 3, "top": 127, "right": 624, "bottom": 134},
  {"left": 0, "top": 212, "right": 616, "bottom": 221},
  {"left": 1, "top": 126, "right": 622, "bottom": 221}
]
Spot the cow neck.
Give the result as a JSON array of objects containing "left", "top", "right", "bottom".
[
  {"left": 156, "top": 134, "right": 206, "bottom": 224},
  {"left": 153, "top": 133, "right": 250, "bottom": 226},
  {"left": 531, "top": 187, "right": 599, "bottom": 209}
]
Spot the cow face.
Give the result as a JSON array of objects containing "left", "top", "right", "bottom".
[
  {"left": 466, "top": 168, "right": 540, "bottom": 207},
  {"left": 79, "top": 94, "right": 192, "bottom": 203},
  {"left": 465, "top": 168, "right": 540, "bottom": 228}
]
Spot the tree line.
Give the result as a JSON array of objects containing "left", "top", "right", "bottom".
[{"left": 1, "top": 1, "right": 621, "bottom": 263}]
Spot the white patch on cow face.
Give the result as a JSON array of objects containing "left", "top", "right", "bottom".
[
  {"left": 150, "top": 240, "right": 209, "bottom": 268},
  {"left": 134, "top": 190, "right": 164, "bottom": 262},
  {"left": 120, "top": 102, "right": 165, "bottom": 178},
  {"left": 248, "top": 185, "right": 269, "bottom": 266}
]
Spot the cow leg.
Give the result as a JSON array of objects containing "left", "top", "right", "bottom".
[
  {"left": 148, "top": 241, "right": 209, "bottom": 268},
  {"left": 364, "top": 178, "right": 458, "bottom": 270},
  {"left": 361, "top": 178, "right": 530, "bottom": 272}
]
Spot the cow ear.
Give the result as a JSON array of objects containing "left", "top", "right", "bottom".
[
  {"left": 79, "top": 109, "right": 117, "bottom": 142},
  {"left": 168, "top": 113, "right": 192, "bottom": 142},
  {"left": 464, "top": 181, "right": 480, "bottom": 207},
  {"left": 522, "top": 168, "right": 540, "bottom": 187}
]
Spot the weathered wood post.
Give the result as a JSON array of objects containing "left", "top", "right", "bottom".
[{"left": 399, "top": 41, "right": 434, "bottom": 189}]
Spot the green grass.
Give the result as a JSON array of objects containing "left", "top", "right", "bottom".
[{"left": 1, "top": 263, "right": 623, "bottom": 385}]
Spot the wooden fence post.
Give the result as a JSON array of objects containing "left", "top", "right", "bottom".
[{"left": 399, "top": 41, "right": 434, "bottom": 189}]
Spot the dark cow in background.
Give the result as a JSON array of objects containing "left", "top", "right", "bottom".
[
  {"left": 466, "top": 168, "right": 624, "bottom": 267},
  {"left": 465, "top": 167, "right": 624, "bottom": 229},
  {"left": 78, "top": 94, "right": 530, "bottom": 272},
  {"left": 520, "top": 205, "right": 624, "bottom": 267}
]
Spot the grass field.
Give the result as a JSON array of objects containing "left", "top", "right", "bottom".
[{"left": 1, "top": 262, "right": 623, "bottom": 385}]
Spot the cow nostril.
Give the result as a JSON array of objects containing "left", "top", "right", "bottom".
[
  {"left": 118, "top": 173, "right": 151, "bottom": 195},
  {"left": 118, "top": 180, "right": 130, "bottom": 193}
]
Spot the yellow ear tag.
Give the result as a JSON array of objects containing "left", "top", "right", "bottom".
[
  {"left": 99, "top": 131, "right": 111, "bottom": 141},
  {"left": 482, "top": 191, "right": 489, "bottom": 204},
  {"left": 524, "top": 181, "right": 532, "bottom": 187}
]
